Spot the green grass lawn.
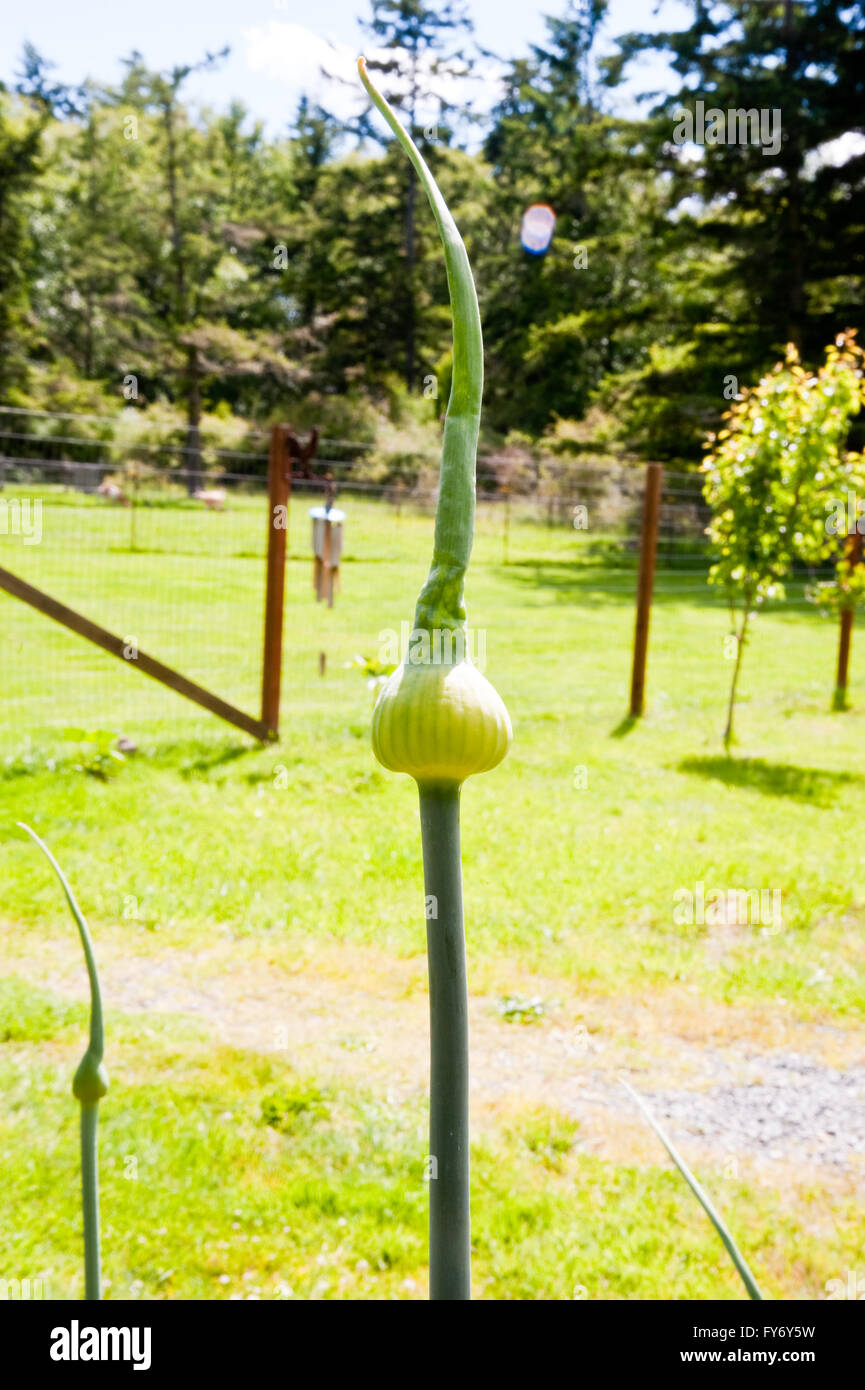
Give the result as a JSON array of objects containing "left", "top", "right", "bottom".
[
  {"left": 0, "top": 977, "right": 854, "bottom": 1301},
  {"left": 1, "top": 484, "right": 863, "bottom": 1298}
]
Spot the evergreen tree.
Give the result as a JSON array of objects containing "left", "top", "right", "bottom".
[
  {"left": 110, "top": 52, "right": 297, "bottom": 480},
  {"left": 0, "top": 92, "right": 44, "bottom": 393},
  {"left": 602, "top": 0, "right": 865, "bottom": 453},
  {"left": 480, "top": 1, "right": 670, "bottom": 435}
]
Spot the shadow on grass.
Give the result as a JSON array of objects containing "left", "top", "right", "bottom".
[
  {"left": 176, "top": 742, "right": 264, "bottom": 777},
  {"left": 610, "top": 714, "right": 639, "bottom": 738},
  {"left": 499, "top": 560, "right": 728, "bottom": 610},
  {"left": 0, "top": 758, "right": 56, "bottom": 784},
  {"left": 678, "top": 754, "right": 863, "bottom": 804},
  {"left": 498, "top": 560, "right": 835, "bottom": 621}
]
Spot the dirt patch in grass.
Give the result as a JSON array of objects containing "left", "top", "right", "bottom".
[{"left": 3, "top": 926, "right": 863, "bottom": 1194}]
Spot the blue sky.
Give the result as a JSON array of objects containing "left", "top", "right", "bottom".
[{"left": 0, "top": 0, "right": 692, "bottom": 133}]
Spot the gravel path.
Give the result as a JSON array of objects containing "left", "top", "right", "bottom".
[{"left": 640, "top": 1052, "right": 865, "bottom": 1169}]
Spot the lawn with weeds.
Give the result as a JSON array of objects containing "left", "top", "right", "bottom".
[
  {"left": 1, "top": 492, "right": 863, "bottom": 1297},
  {"left": 1, "top": 978, "right": 855, "bottom": 1301}
]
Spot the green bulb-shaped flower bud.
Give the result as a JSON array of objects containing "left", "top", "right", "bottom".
[
  {"left": 372, "top": 656, "right": 511, "bottom": 788},
  {"left": 73, "top": 1051, "right": 110, "bottom": 1104}
]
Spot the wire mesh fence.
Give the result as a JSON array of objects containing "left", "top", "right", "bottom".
[{"left": 0, "top": 406, "right": 847, "bottom": 747}]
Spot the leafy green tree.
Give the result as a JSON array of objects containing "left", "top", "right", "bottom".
[
  {"left": 0, "top": 44, "right": 83, "bottom": 394},
  {"left": 703, "top": 332, "right": 865, "bottom": 746},
  {"left": 4, "top": 7, "right": 863, "bottom": 467},
  {"left": 122, "top": 51, "right": 229, "bottom": 488},
  {"left": 25, "top": 101, "right": 150, "bottom": 384},
  {"left": 107, "top": 54, "right": 299, "bottom": 480}
]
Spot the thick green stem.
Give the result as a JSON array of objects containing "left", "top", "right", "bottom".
[
  {"left": 80, "top": 1101, "right": 102, "bottom": 1300},
  {"left": 418, "top": 783, "right": 470, "bottom": 1300},
  {"left": 358, "top": 57, "right": 482, "bottom": 637}
]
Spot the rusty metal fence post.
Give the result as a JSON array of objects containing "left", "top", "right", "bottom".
[
  {"left": 834, "top": 530, "right": 863, "bottom": 711},
  {"left": 261, "top": 424, "right": 290, "bottom": 739},
  {"left": 629, "top": 462, "right": 663, "bottom": 718}
]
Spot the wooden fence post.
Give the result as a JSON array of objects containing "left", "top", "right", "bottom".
[
  {"left": 833, "top": 530, "right": 863, "bottom": 710},
  {"left": 261, "top": 424, "right": 290, "bottom": 739},
  {"left": 629, "top": 462, "right": 663, "bottom": 718}
]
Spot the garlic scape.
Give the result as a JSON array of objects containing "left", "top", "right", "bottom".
[
  {"left": 19, "top": 823, "right": 107, "bottom": 1301},
  {"left": 359, "top": 57, "right": 511, "bottom": 1301},
  {"left": 358, "top": 55, "right": 512, "bottom": 791}
]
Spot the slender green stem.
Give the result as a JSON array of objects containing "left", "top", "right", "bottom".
[
  {"left": 18, "top": 823, "right": 107, "bottom": 1301},
  {"left": 418, "top": 783, "right": 470, "bottom": 1300},
  {"left": 724, "top": 606, "right": 750, "bottom": 751},
  {"left": 80, "top": 1101, "right": 102, "bottom": 1300},
  {"left": 621, "top": 1080, "right": 764, "bottom": 1300},
  {"left": 358, "top": 57, "right": 482, "bottom": 637}
]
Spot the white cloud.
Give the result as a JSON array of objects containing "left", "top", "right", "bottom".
[
  {"left": 243, "top": 22, "right": 362, "bottom": 122},
  {"left": 243, "top": 21, "right": 502, "bottom": 142}
]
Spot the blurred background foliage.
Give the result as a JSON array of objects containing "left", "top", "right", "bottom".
[{"left": 0, "top": 0, "right": 862, "bottom": 473}]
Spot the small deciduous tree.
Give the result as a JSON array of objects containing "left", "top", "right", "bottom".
[{"left": 702, "top": 331, "right": 865, "bottom": 747}]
